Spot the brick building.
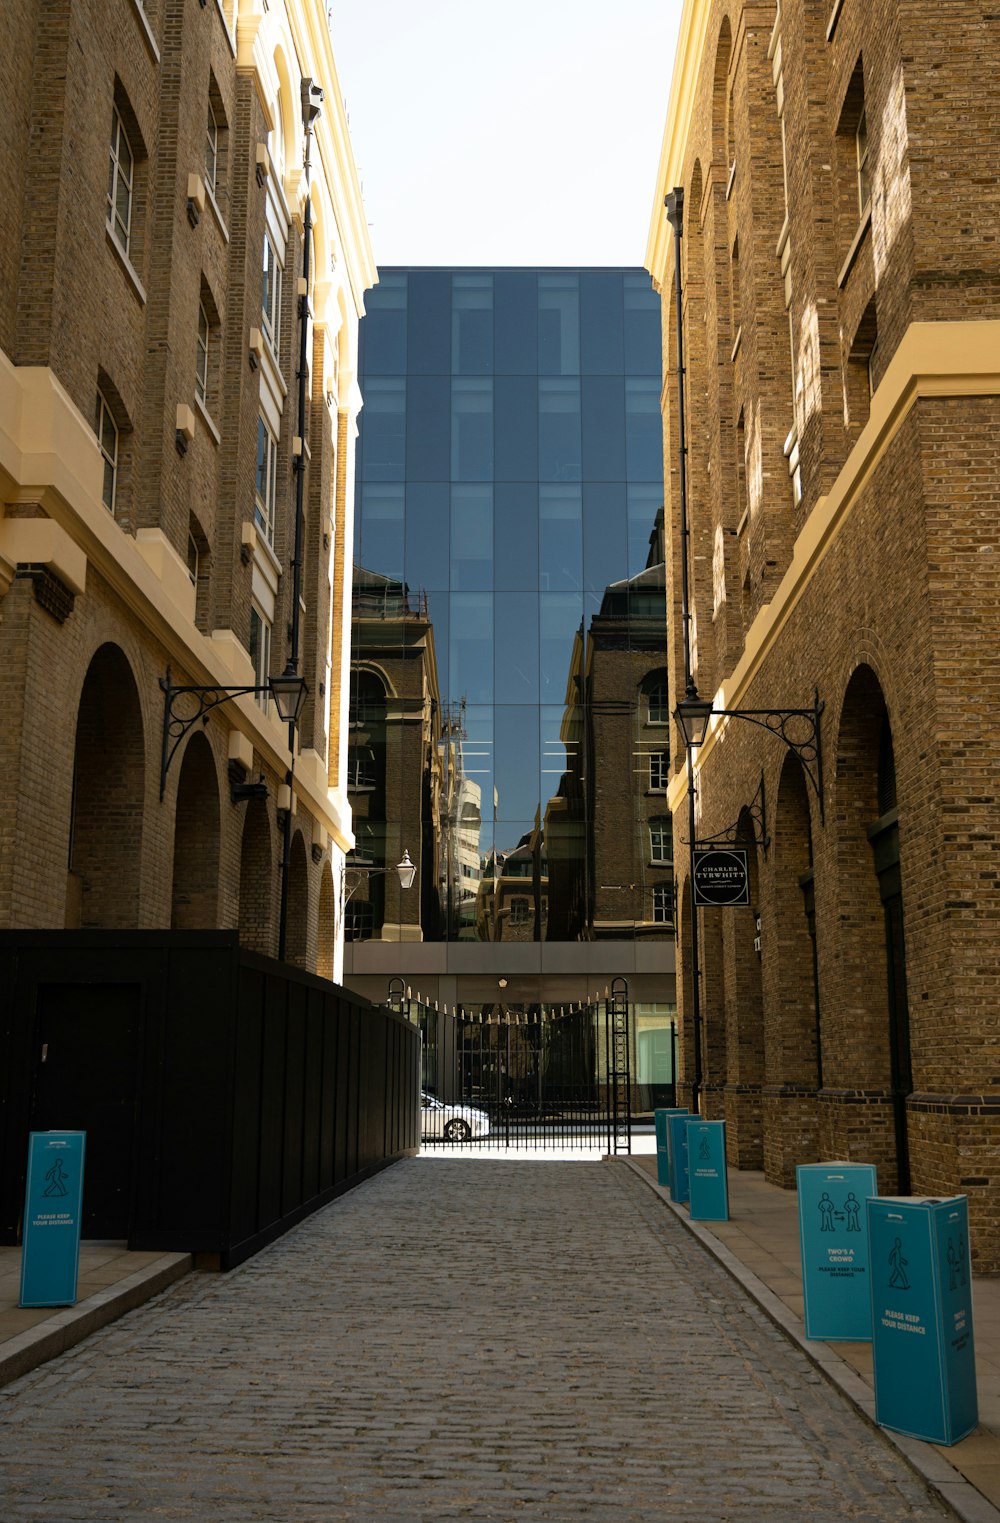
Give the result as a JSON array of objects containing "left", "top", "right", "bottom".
[
  {"left": 647, "top": 0, "right": 1000, "bottom": 1264},
  {"left": 0, "top": 0, "right": 374, "bottom": 978}
]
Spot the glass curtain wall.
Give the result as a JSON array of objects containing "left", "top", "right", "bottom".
[{"left": 351, "top": 268, "right": 668, "bottom": 950}]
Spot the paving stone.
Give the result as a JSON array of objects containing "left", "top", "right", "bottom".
[{"left": 0, "top": 1159, "right": 955, "bottom": 1521}]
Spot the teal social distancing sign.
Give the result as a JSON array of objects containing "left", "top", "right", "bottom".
[
  {"left": 797, "top": 1162, "right": 877, "bottom": 1341},
  {"left": 667, "top": 1112, "right": 690, "bottom": 1203},
  {"left": 20, "top": 1132, "right": 86, "bottom": 1309},
  {"left": 868, "top": 1196, "right": 977, "bottom": 1445},
  {"left": 686, "top": 1120, "right": 729, "bottom": 1221},
  {"left": 654, "top": 1108, "right": 687, "bottom": 1187}
]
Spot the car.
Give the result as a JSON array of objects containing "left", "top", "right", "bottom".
[{"left": 420, "top": 1090, "right": 490, "bottom": 1143}]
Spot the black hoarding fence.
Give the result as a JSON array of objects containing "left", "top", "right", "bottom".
[{"left": 0, "top": 932, "right": 419, "bottom": 1268}]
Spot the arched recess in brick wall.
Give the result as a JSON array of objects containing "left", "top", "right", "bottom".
[
  {"left": 170, "top": 733, "right": 221, "bottom": 929},
  {"left": 699, "top": 904, "right": 727, "bottom": 1121},
  {"left": 316, "top": 864, "right": 335, "bottom": 981},
  {"left": 677, "top": 875, "right": 698, "bottom": 1097},
  {"left": 67, "top": 643, "right": 145, "bottom": 929},
  {"left": 767, "top": 754, "right": 822, "bottom": 1182},
  {"left": 682, "top": 158, "right": 717, "bottom": 697},
  {"left": 723, "top": 807, "right": 764, "bottom": 1168},
  {"left": 238, "top": 798, "right": 273, "bottom": 955},
  {"left": 286, "top": 830, "right": 310, "bottom": 969},
  {"left": 712, "top": 16, "right": 733, "bottom": 162},
  {"left": 834, "top": 665, "right": 912, "bottom": 1192}
]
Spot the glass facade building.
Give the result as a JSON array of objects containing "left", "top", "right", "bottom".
[{"left": 345, "top": 269, "right": 675, "bottom": 1042}]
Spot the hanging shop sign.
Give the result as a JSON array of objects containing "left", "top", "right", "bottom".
[{"left": 692, "top": 848, "right": 750, "bottom": 908}]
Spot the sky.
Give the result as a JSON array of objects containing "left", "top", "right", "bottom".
[{"left": 332, "top": 0, "right": 685, "bottom": 269}]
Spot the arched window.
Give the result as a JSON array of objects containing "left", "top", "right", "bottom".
[{"left": 646, "top": 679, "right": 669, "bottom": 725}]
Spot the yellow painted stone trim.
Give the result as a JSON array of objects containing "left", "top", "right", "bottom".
[{"left": 646, "top": 0, "right": 712, "bottom": 288}]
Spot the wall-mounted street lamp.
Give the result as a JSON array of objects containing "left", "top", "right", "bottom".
[
  {"left": 159, "top": 662, "right": 308, "bottom": 962},
  {"left": 674, "top": 690, "right": 824, "bottom": 810},
  {"left": 342, "top": 850, "right": 417, "bottom": 902},
  {"left": 159, "top": 662, "right": 308, "bottom": 800}
]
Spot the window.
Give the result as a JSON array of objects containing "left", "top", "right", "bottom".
[
  {"left": 262, "top": 233, "right": 283, "bottom": 355},
  {"left": 95, "top": 390, "right": 118, "bottom": 514},
  {"left": 653, "top": 884, "right": 672, "bottom": 924},
  {"left": 509, "top": 897, "right": 530, "bottom": 926},
  {"left": 649, "top": 819, "right": 672, "bottom": 865},
  {"left": 649, "top": 751, "right": 668, "bottom": 790},
  {"left": 647, "top": 680, "right": 669, "bottom": 725},
  {"left": 196, "top": 302, "right": 210, "bottom": 405},
  {"left": 107, "top": 105, "right": 134, "bottom": 254},
  {"left": 255, "top": 416, "right": 278, "bottom": 544},
  {"left": 187, "top": 530, "right": 199, "bottom": 585},
  {"left": 855, "top": 103, "right": 870, "bottom": 216},
  {"left": 205, "top": 100, "right": 219, "bottom": 198},
  {"left": 347, "top": 746, "right": 376, "bottom": 790},
  {"left": 345, "top": 902, "right": 374, "bottom": 941},
  {"left": 249, "top": 603, "right": 271, "bottom": 708}
]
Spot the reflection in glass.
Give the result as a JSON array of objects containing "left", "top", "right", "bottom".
[
  {"left": 538, "top": 378, "right": 581, "bottom": 482},
  {"left": 353, "top": 269, "right": 668, "bottom": 947},
  {"left": 451, "top": 378, "right": 493, "bottom": 481}
]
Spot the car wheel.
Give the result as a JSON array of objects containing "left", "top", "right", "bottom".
[{"left": 443, "top": 1118, "right": 471, "bottom": 1142}]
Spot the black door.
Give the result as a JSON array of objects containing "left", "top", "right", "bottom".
[
  {"left": 29, "top": 983, "right": 141, "bottom": 1239},
  {"left": 870, "top": 815, "right": 913, "bottom": 1194}
]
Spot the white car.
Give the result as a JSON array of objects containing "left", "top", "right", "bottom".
[{"left": 421, "top": 1090, "right": 491, "bottom": 1143}]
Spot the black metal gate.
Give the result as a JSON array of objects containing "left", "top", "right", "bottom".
[{"left": 419, "top": 994, "right": 632, "bottom": 1153}]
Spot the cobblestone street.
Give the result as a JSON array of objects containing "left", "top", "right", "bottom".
[{"left": 0, "top": 1159, "right": 951, "bottom": 1521}]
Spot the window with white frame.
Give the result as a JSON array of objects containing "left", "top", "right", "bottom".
[
  {"left": 107, "top": 105, "right": 134, "bottom": 255},
  {"left": 196, "top": 301, "right": 210, "bottom": 406},
  {"left": 262, "top": 233, "right": 283, "bottom": 356},
  {"left": 647, "top": 680, "right": 669, "bottom": 725},
  {"left": 249, "top": 602, "right": 271, "bottom": 708},
  {"left": 653, "top": 884, "right": 672, "bottom": 924},
  {"left": 347, "top": 746, "right": 377, "bottom": 790},
  {"left": 205, "top": 100, "right": 219, "bottom": 198},
  {"left": 255, "top": 415, "right": 278, "bottom": 544},
  {"left": 95, "top": 390, "right": 119, "bottom": 514},
  {"left": 649, "top": 819, "right": 672, "bottom": 865},
  {"left": 649, "top": 750, "right": 668, "bottom": 790},
  {"left": 855, "top": 103, "right": 870, "bottom": 216}
]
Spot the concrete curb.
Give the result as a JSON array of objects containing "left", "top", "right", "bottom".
[
  {"left": 0, "top": 1252, "right": 192, "bottom": 1390},
  {"left": 621, "top": 1157, "right": 1000, "bottom": 1523}
]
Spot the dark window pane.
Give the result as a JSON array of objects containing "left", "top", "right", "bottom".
[
  {"left": 628, "top": 484, "right": 663, "bottom": 575},
  {"left": 451, "top": 378, "right": 493, "bottom": 481},
  {"left": 363, "top": 274, "right": 407, "bottom": 373},
  {"left": 494, "top": 271, "right": 537, "bottom": 374},
  {"left": 538, "top": 274, "right": 580, "bottom": 375},
  {"left": 361, "top": 378, "right": 405, "bottom": 480},
  {"left": 405, "top": 484, "right": 449, "bottom": 593},
  {"left": 583, "top": 482, "right": 628, "bottom": 591},
  {"left": 495, "top": 705, "right": 541, "bottom": 823},
  {"left": 581, "top": 375, "right": 626, "bottom": 482},
  {"left": 453, "top": 274, "right": 493, "bottom": 375},
  {"left": 450, "top": 592, "right": 493, "bottom": 704},
  {"left": 538, "top": 378, "right": 581, "bottom": 482},
  {"left": 407, "top": 271, "right": 451, "bottom": 375},
  {"left": 495, "top": 374, "right": 538, "bottom": 482},
  {"left": 540, "top": 592, "right": 583, "bottom": 699},
  {"left": 495, "top": 484, "right": 538, "bottom": 590},
  {"left": 406, "top": 375, "right": 450, "bottom": 481},
  {"left": 451, "top": 485, "right": 493, "bottom": 590},
  {"left": 358, "top": 483, "right": 404, "bottom": 580},
  {"left": 494, "top": 591, "right": 539, "bottom": 703},
  {"left": 581, "top": 271, "right": 624, "bottom": 373},
  {"left": 539, "top": 485, "right": 582, "bottom": 591},
  {"left": 624, "top": 273, "right": 662, "bottom": 376},
  {"left": 625, "top": 377, "right": 662, "bottom": 481}
]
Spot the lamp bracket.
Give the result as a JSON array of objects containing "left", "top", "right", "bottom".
[
  {"left": 695, "top": 690, "right": 824, "bottom": 820},
  {"left": 160, "top": 668, "right": 266, "bottom": 800},
  {"left": 685, "top": 771, "right": 770, "bottom": 854}
]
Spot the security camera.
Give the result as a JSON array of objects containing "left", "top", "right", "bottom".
[{"left": 301, "top": 78, "right": 324, "bottom": 127}]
